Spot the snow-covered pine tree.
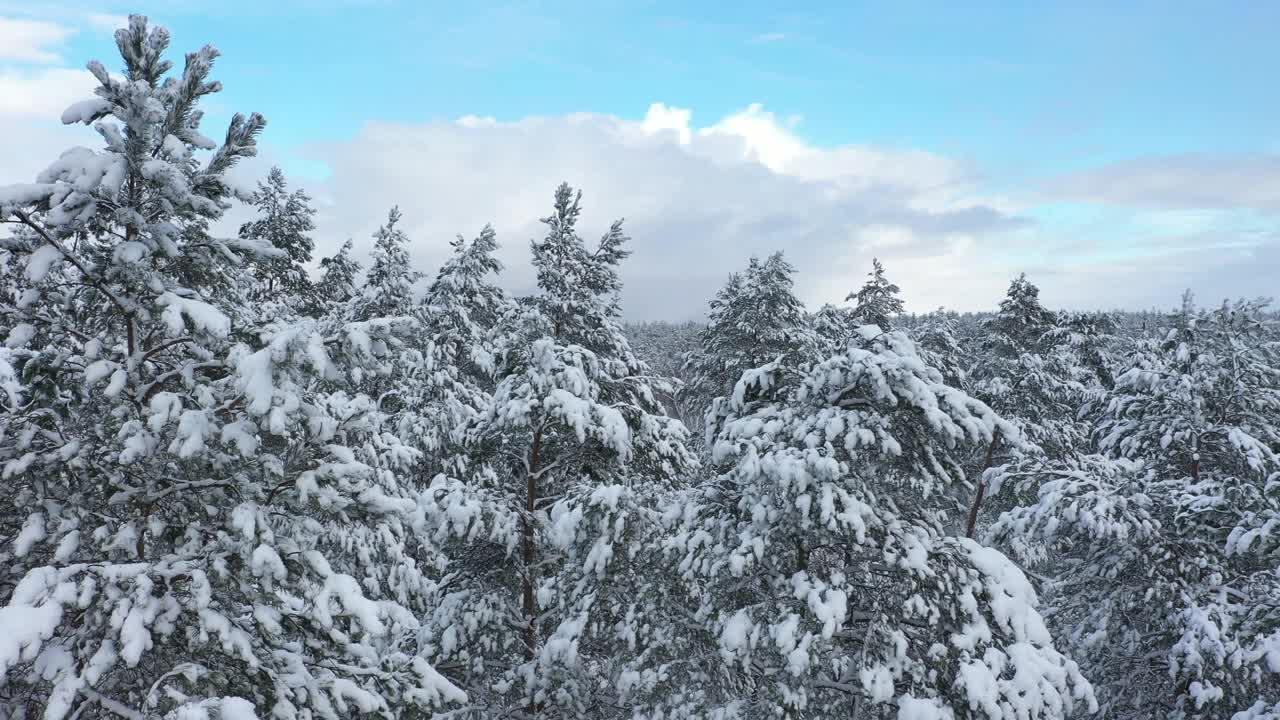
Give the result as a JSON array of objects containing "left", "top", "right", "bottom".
[
  {"left": 341, "top": 206, "right": 426, "bottom": 426},
  {"left": 314, "top": 239, "right": 361, "bottom": 312},
  {"left": 351, "top": 206, "right": 422, "bottom": 323},
  {"left": 238, "top": 166, "right": 318, "bottom": 317},
  {"left": 963, "top": 274, "right": 1089, "bottom": 538},
  {"left": 847, "top": 257, "right": 905, "bottom": 332},
  {"left": 419, "top": 183, "right": 696, "bottom": 717},
  {"left": 660, "top": 325, "right": 1095, "bottom": 718},
  {"left": 908, "top": 308, "right": 968, "bottom": 390},
  {"left": 685, "top": 251, "right": 818, "bottom": 440},
  {"left": 983, "top": 273, "right": 1057, "bottom": 359},
  {"left": 1045, "top": 310, "right": 1121, "bottom": 392},
  {"left": 990, "top": 297, "right": 1280, "bottom": 719},
  {"left": 422, "top": 225, "right": 507, "bottom": 353},
  {"left": 811, "top": 302, "right": 857, "bottom": 355},
  {"left": 400, "top": 225, "right": 509, "bottom": 480},
  {"left": 0, "top": 17, "right": 466, "bottom": 717}
]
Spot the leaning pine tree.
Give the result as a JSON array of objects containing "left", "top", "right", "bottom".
[{"left": 0, "top": 17, "right": 466, "bottom": 718}]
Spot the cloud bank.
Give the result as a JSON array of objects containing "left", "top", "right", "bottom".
[
  {"left": 298, "top": 103, "right": 1038, "bottom": 320},
  {"left": 1045, "top": 154, "right": 1280, "bottom": 214},
  {"left": 0, "top": 16, "right": 76, "bottom": 63}
]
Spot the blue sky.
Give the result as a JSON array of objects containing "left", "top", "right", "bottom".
[
  {"left": 46, "top": 2, "right": 1277, "bottom": 167},
  {"left": 2, "top": 1, "right": 1278, "bottom": 318}
]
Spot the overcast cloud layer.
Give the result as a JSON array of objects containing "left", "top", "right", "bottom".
[{"left": 3, "top": 12, "right": 1277, "bottom": 320}]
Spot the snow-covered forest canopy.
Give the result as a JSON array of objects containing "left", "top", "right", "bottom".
[{"left": 2, "top": 15, "right": 1279, "bottom": 720}]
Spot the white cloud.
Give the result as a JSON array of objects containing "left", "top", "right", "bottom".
[
  {"left": 1020, "top": 235, "right": 1280, "bottom": 311},
  {"left": 0, "top": 114, "right": 97, "bottom": 187},
  {"left": 697, "top": 103, "right": 810, "bottom": 172},
  {"left": 1044, "top": 154, "right": 1280, "bottom": 213},
  {"left": 0, "top": 66, "right": 96, "bottom": 116},
  {"left": 0, "top": 62, "right": 99, "bottom": 185},
  {"left": 294, "top": 102, "right": 1280, "bottom": 319},
  {"left": 293, "top": 103, "right": 1034, "bottom": 320},
  {"left": 0, "top": 16, "right": 76, "bottom": 63},
  {"left": 640, "top": 103, "right": 692, "bottom": 145}
]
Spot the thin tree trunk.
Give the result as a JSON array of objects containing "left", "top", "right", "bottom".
[
  {"left": 965, "top": 432, "right": 1001, "bottom": 539},
  {"left": 125, "top": 225, "right": 138, "bottom": 356},
  {"left": 521, "top": 428, "right": 543, "bottom": 660}
]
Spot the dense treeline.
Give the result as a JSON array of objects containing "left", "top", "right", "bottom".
[{"left": 2, "top": 16, "right": 1278, "bottom": 720}]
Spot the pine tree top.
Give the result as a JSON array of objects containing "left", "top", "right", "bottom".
[
  {"left": 847, "top": 256, "right": 905, "bottom": 331},
  {"left": 529, "top": 182, "right": 631, "bottom": 344},
  {"left": 353, "top": 206, "right": 422, "bottom": 321},
  {"left": 984, "top": 273, "right": 1057, "bottom": 356}
]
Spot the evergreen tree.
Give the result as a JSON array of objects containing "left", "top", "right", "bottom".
[
  {"left": 1046, "top": 310, "right": 1121, "bottom": 391},
  {"left": 685, "top": 251, "right": 817, "bottom": 434},
  {"left": 991, "top": 297, "right": 1280, "bottom": 718},
  {"left": 811, "top": 302, "right": 857, "bottom": 354},
  {"left": 352, "top": 206, "right": 421, "bottom": 323},
  {"left": 400, "top": 225, "right": 509, "bottom": 479},
  {"left": 314, "top": 239, "right": 361, "bottom": 311},
  {"left": 423, "top": 225, "right": 508, "bottom": 348},
  {"left": 420, "top": 183, "right": 696, "bottom": 716},
  {"left": 984, "top": 273, "right": 1057, "bottom": 359},
  {"left": 660, "top": 326, "right": 1095, "bottom": 717},
  {"left": 847, "top": 257, "right": 905, "bottom": 332},
  {"left": 342, "top": 207, "right": 426, "bottom": 430},
  {"left": 0, "top": 17, "right": 465, "bottom": 717},
  {"left": 963, "top": 274, "right": 1087, "bottom": 537},
  {"left": 6, "top": 12, "right": 1277, "bottom": 720},
  {"left": 909, "top": 308, "right": 968, "bottom": 389},
  {"left": 238, "top": 166, "right": 317, "bottom": 316}
]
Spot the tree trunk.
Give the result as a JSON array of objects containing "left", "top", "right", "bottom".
[
  {"left": 521, "top": 428, "right": 543, "bottom": 661},
  {"left": 125, "top": 225, "right": 138, "bottom": 356},
  {"left": 965, "top": 432, "right": 1001, "bottom": 539}
]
